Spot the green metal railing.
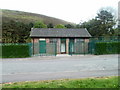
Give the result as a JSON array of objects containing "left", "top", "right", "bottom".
[
  {"left": 1, "top": 36, "right": 119, "bottom": 57},
  {"left": 32, "top": 42, "right": 57, "bottom": 56},
  {"left": 69, "top": 36, "right": 120, "bottom": 55},
  {"left": 69, "top": 42, "right": 89, "bottom": 55},
  {"left": 88, "top": 36, "right": 120, "bottom": 55}
]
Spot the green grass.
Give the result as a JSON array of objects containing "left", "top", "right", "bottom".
[{"left": 2, "top": 76, "right": 119, "bottom": 88}]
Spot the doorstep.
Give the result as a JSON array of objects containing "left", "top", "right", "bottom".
[{"left": 56, "top": 54, "right": 71, "bottom": 57}]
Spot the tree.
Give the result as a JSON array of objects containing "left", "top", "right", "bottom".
[
  {"left": 99, "top": 7, "right": 117, "bottom": 20},
  {"left": 54, "top": 24, "right": 66, "bottom": 28},
  {"left": 76, "top": 24, "right": 81, "bottom": 28},
  {"left": 96, "top": 10, "right": 115, "bottom": 35},
  {"left": 2, "top": 20, "right": 31, "bottom": 43},
  {"left": 33, "top": 21, "right": 47, "bottom": 28},
  {"left": 80, "top": 19, "right": 101, "bottom": 37},
  {"left": 15, "top": 22, "right": 30, "bottom": 43},
  {"left": 29, "top": 22, "right": 34, "bottom": 28},
  {"left": 79, "top": 9, "right": 116, "bottom": 37},
  {"left": 114, "top": 28, "right": 120, "bottom": 36},
  {"left": 47, "top": 23, "right": 54, "bottom": 28},
  {"left": 64, "top": 24, "right": 74, "bottom": 28}
]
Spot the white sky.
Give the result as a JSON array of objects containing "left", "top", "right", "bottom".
[{"left": 0, "top": 0, "right": 119, "bottom": 24}]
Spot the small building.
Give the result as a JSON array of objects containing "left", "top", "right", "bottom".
[{"left": 30, "top": 28, "right": 91, "bottom": 55}]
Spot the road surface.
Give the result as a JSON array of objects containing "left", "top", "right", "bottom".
[{"left": 1, "top": 54, "right": 119, "bottom": 83}]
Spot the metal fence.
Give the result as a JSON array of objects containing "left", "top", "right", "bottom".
[
  {"left": 69, "top": 42, "right": 89, "bottom": 55},
  {"left": 88, "top": 36, "right": 120, "bottom": 54},
  {"left": 90, "top": 36, "right": 119, "bottom": 42},
  {"left": 1, "top": 36, "right": 119, "bottom": 57},
  {"left": 69, "top": 36, "right": 120, "bottom": 55},
  {"left": 31, "top": 42, "right": 57, "bottom": 56}
]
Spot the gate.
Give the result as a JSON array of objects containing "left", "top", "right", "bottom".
[
  {"left": 69, "top": 39, "right": 74, "bottom": 55},
  {"left": 69, "top": 41, "right": 89, "bottom": 55}
]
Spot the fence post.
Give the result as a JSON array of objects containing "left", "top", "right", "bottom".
[
  {"left": 55, "top": 43, "right": 57, "bottom": 56},
  {"left": 28, "top": 43, "right": 32, "bottom": 57}
]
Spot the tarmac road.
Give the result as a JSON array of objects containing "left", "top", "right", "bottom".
[{"left": 1, "top": 54, "right": 119, "bottom": 83}]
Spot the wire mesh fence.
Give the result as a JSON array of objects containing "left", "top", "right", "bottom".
[
  {"left": 69, "top": 36, "right": 120, "bottom": 55},
  {"left": 88, "top": 36, "right": 120, "bottom": 55},
  {"left": 1, "top": 36, "right": 120, "bottom": 57},
  {"left": 69, "top": 42, "right": 89, "bottom": 55},
  {"left": 31, "top": 42, "right": 57, "bottom": 56}
]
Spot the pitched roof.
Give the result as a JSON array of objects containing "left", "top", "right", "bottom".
[{"left": 30, "top": 28, "right": 91, "bottom": 38}]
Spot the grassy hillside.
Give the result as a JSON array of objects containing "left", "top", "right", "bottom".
[
  {"left": 2, "top": 9, "right": 74, "bottom": 25},
  {"left": 1, "top": 9, "right": 75, "bottom": 43}
]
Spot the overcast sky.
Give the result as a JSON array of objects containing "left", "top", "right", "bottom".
[{"left": 1, "top": 0, "right": 119, "bottom": 24}]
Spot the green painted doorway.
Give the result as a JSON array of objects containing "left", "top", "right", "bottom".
[
  {"left": 61, "top": 38, "right": 66, "bottom": 54},
  {"left": 69, "top": 38, "right": 74, "bottom": 55},
  {"left": 39, "top": 40, "right": 46, "bottom": 54}
]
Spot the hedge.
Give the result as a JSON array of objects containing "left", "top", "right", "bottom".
[
  {"left": 2, "top": 44, "right": 30, "bottom": 58},
  {"left": 95, "top": 42, "right": 120, "bottom": 55}
]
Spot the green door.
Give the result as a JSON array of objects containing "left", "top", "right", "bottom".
[
  {"left": 39, "top": 41, "right": 46, "bottom": 54},
  {"left": 69, "top": 39, "right": 74, "bottom": 55}
]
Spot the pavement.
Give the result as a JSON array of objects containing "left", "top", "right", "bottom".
[{"left": 1, "top": 54, "right": 119, "bottom": 83}]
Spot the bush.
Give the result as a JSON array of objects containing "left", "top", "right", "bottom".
[
  {"left": 95, "top": 42, "right": 120, "bottom": 55},
  {"left": 2, "top": 44, "right": 30, "bottom": 58}
]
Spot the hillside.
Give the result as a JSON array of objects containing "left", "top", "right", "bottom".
[{"left": 1, "top": 9, "right": 74, "bottom": 25}]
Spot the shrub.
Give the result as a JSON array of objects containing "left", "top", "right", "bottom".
[
  {"left": 2, "top": 44, "right": 30, "bottom": 58},
  {"left": 95, "top": 42, "right": 120, "bottom": 55}
]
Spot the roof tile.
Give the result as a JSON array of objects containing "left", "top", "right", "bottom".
[{"left": 30, "top": 28, "right": 91, "bottom": 37}]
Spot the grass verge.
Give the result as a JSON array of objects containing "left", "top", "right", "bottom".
[{"left": 2, "top": 76, "right": 119, "bottom": 88}]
